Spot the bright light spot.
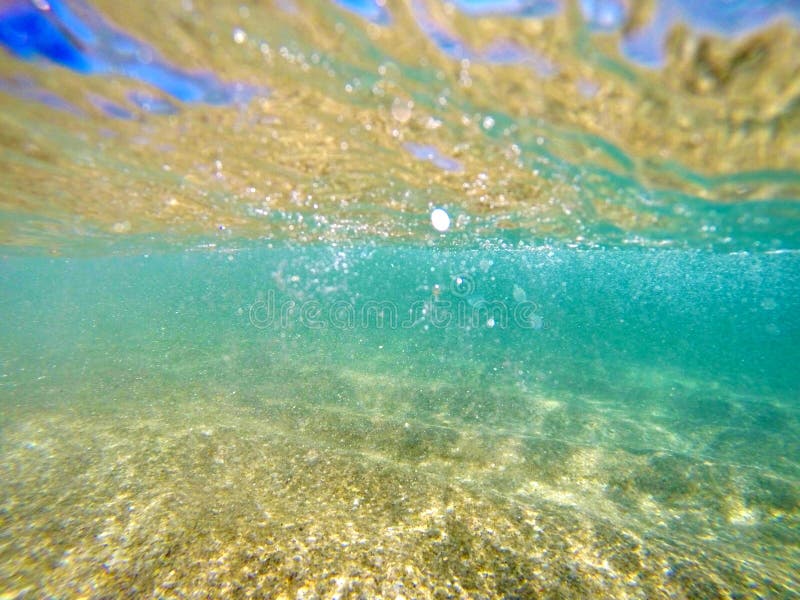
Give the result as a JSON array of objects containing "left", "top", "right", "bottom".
[
  {"left": 431, "top": 208, "right": 450, "bottom": 232},
  {"left": 233, "top": 28, "right": 247, "bottom": 44}
]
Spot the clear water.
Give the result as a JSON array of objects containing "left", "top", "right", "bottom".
[{"left": 1, "top": 1, "right": 799, "bottom": 597}]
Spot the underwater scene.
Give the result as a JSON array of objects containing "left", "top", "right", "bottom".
[{"left": 1, "top": 0, "right": 799, "bottom": 598}]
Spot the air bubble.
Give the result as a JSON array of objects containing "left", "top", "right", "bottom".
[{"left": 431, "top": 208, "right": 450, "bottom": 232}]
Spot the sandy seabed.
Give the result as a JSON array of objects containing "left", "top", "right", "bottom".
[{"left": 0, "top": 394, "right": 795, "bottom": 600}]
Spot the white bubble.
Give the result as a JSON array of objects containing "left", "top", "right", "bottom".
[
  {"left": 391, "top": 97, "right": 413, "bottom": 123},
  {"left": 431, "top": 208, "right": 450, "bottom": 232},
  {"left": 233, "top": 28, "right": 247, "bottom": 44},
  {"left": 482, "top": 115, "right": 495, "bottom": 130}
]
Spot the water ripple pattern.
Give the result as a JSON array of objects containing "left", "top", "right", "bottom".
[{"left": 0, "top": 0, "right": 798, "bottom": 251}]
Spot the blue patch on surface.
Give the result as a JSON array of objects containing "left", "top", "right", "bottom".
[
  {"left": 674, "top": 0, "right": 800, "bottom": 36},
  {"left": 0, "top": 0, "right": 257, "bottom": 110},
  {"left": 453, "top": 0, "right": 559, "bottom": 17},
  {"left": 331, "top": 0, "right": 391, "bottom": 24},
  {"left": 0, "top": 1, "right": 90, "bottom": 71},
  {"left": 579, "top": 0, "right": 627, "bottom": 31},
  {"left": 404, "top": 142, "right": 464, "bottom": 172},
  {"left": 128, "top": 91, "right": 178, "bottom": 115},
  {"left": 86, "top": 93, "right": 133, "bottom": 119}
]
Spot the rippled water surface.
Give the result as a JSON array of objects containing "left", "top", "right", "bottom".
[{"left": 1, "top": 0, "right": 799, "bottom": 597}]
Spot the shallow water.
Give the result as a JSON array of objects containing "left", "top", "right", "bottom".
[{"left": 1, "top": 0, "right": 799, "bottom": 598}]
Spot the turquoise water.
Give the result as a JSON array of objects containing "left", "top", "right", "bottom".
[
  {"left": 2, "top": 245, "right": 798, "bottom": 595},
  {"left": 2, "top": 0, "right": 800, "bottom": 597}
]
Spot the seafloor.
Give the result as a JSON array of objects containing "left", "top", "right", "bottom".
[{"left": 1, "top": 375, "right": 796, "bottom": 599}]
